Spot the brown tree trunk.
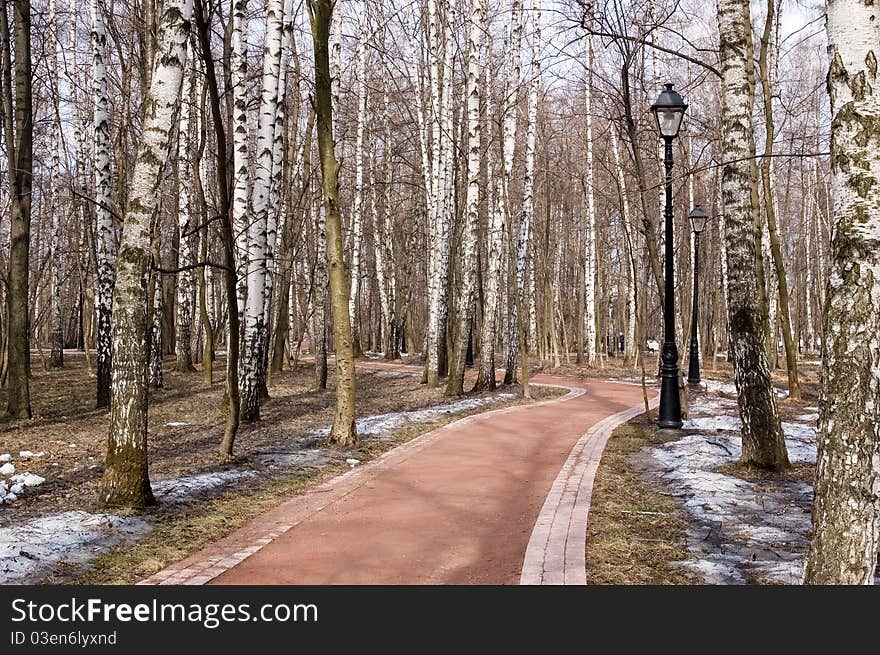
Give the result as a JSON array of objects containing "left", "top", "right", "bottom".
[
  {"left": 308, "top": 0, "right": 357, "bottom": 446},
  {"left": 1, "top": 0, "right": 33, "bottom": 420}
]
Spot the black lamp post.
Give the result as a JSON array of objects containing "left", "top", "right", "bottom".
[
  {"left": 651, "top": 83, "right": 687, "bottom": 430},
  {"left": 687, "top": 205, "right": 708, "bottom": 386}
]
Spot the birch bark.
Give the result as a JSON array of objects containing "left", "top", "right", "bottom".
[
  {"left": 348, "top": 0, "right": 368, "bottom": 357},
  {"left": 99, "top": 0, "right": 192, "bottom": 506},
  {"left": 445, "top": 0, "right": 484, "bottom": 396},
  {"left": 49, "top": 0, "right": 64, "bottom": 368},
  {"left": 241, "top": 0, "right": 285, "bottom": 422},
  {"left": 804, "top": 0, "right": 880, "bottom": 585},
  {"left": 716, "top": 0, "right": 789, "bottom": 470},
  {"left": 93, "top": 0, "right": 114, "bottom": 408},
  {"left": 231, "top": 0, "right": 249, "bottom": 318},
  {"left": 176, "top": 57, "right": 196, "bottom": 372}
]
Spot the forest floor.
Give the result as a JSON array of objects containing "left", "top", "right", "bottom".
[
  {"left": 587, "top": 356, "right": 824, "bottom": 584},
  {"left": 0, "top": 351, "right": 554, "bottom": 584}
]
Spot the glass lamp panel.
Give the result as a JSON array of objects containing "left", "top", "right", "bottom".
[{"left": 656, "top": 108, "right": 683, "bottom": 138}]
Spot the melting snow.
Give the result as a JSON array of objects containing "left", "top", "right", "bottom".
[
  {"left": 0, "top": 512, "right": 149, "bottom": 584},
  {"left": 638, "top": 388, "right": 819, "bottom": 584},
  {"left": 0, "top": 454, "right": 11, "bottom": 463},
  {"left": 309, "top": 393, "right": 516, "bottom": 441},
  {"left": 151, "top": 470, "right": 261, "bottom": 503}
]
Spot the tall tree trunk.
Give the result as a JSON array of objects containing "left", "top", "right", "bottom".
[
  {"left": 474, "top": 33, "right": 503, "bottom": 392},
  {"left": 49, "top": 0, "right": 64, "bottom": 368},
  {"left": 308, "top": 0, "right": 357, "bottom": 446},
  {"left": 241, "top": 0, "right": 285, "bottom": 422},
  {"left": 313, "top": 201, "right": 328, "bottom": 391},
  {"left": 1, "top": 0, "right": 33, "bottom": 419},
  {"left": 98, "top": 0, "right": 192, "bottom": 506},
  {"left": 176, "top": 57, "right": 196, "bottom": 373},
  {"left": 758, "top": 0, "right": 800, "bottom": 399},
  {"left": 231, "top": 0, "right": 249, "bottom": 320},
  {"left": 445, "top": 0, "right": 484, "bottom": 396},
  {"left": 804, "top": 0, "right": 880, "bottom": 585},
  {"left": 193, "top": 0, "right": 240, "bottom": 457},
  {"left": 348, "top": 0, "right": 367, "bottom": 359},
  {"left": 583, "top": 28, "right": 597, "bottom": 367},
  {"left": 92, "top": 0, "right": 114, "bottom": 409},
  {"left": 716, "top": 0, "right": 789, "bottom": 470},
  {"left": 500, "top": 0, "right": 524, "bottom": 385}
]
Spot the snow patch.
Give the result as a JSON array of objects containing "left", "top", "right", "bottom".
[
  {"left": 309, "top": 393, "right": 516, "bottom": 441},
  {"left": 151, "top": 470, "right": 260, "bottom": 503},
  {"left": 18, "top": 451, "right": 45, "bottom": 459},
  {"left": 682, "top": 415, "right": 742, "bottom": 432},
  {"left": 0, "top": 454, "right": 11, "bottom": 463},
  {"left": 640, "top": 394, "right": 816, "bottom": 584},
  {"left": 0, "top": 463, "right": 15, "bottom": 476},
  {"left": 0, "top": 511, "right": 150, "bottom": 584},
  {"left": 164, "top": 422, "right": 189, "bottom": 428}
]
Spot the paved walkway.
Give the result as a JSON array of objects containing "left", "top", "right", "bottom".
[{"left": 139, "top": 364, "right": 656, "bottom": 585}]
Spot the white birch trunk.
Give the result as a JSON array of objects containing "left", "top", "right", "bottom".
[
  {"left": 241, "top": 0, "right": 285, "bottom": 421},
  {"left": 175, "top": 57, "right": 195, "bottom": 372},
  {"left": 804, "top": 0, "right": 880, "bottom": 585},
  {"left": 49, "top": 0, "right": 64, "bottom": 367},
  {"left": 445, "top": 0, "right": 484, "bottom": 395},
  {"left": 348, "top": 0, "right": 368, "bottom": 349},
  {"left": 717, "top": 0, "right": 789, "bottom": 469},
  {"left": 424, "top": 0, "right": 450, "bottom": 386},
  {"left": 516, "top": 0, "right": 540, "bottom": 362},
  {"left": 501, "top": 0, "right": 524, "bottom": 382},
  {"left": 92, "top": 0, "right": 114, "bottom": 406},
  {"left": 583, "top": 30, "right": 597, "bottom": 367},
  {"left": 231, "top": 0, "right": 250, "bottom": 318},
  {"left": 99, "top": 0, "right": 192, "bottom": 506},
  {"left": 476, "top": 32, "right": 504, "bottom": 391}
]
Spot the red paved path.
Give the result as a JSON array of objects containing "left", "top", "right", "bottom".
[{"left": 140, "top": 365, "right": 652, "bottom": 585}]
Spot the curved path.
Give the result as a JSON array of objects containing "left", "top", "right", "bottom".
[{"left": 139, "top": 364, "right": 657, "bottom": 585}]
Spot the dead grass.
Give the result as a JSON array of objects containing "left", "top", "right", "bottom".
[{"left": 585, "top": 414, "right": 699, "bottom": 585}]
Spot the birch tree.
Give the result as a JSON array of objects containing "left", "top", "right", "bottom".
[
  {"left": 583, "top": 25, "right": 597, "bottom": 367},
  {"left": 98, "top": 0, "right": 193, "bottom": 506},
  {"left": 716, "top": 0, "right": 789, "bottom": 470},
  {"left": 349, "top": 0, "right": 367, "bottom": 357},
  {"left": 176, "top": 56, "right": 196, "bottom": 373},
  {"left": 500, "top": 0, "right": 524, "bottom": 385},
  {"left": 445, "top": 0, "right": 484, "bottom": 396},
  {"left": 231, "top": 0, "right": 249, "bottom": 317},
  {"left": 241, "top": 0, "right": 285, "bottom": 422},
  {"left": 93, "top": 0, "right": 114, "bottom": 409},
  {"left": 474, "top": 33, "right": 504, "bottom": 392},
  {"left": 804, "top": 0, "right": 880, "bottom": 585},
  {"left": 49, "top": 0, "right": 64, "bottom": 368}
]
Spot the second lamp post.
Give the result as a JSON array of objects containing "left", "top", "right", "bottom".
[
  {"left": 687, "top": 205, "right": 708, "bottom": 386},
  {"left": 651, "top": 83, "right": 687, "bottom": 430}
]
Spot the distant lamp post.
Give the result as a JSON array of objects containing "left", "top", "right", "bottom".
[
  {"left": 687, "top": 205, "right": 708, "bottom": 387},
  {"left": 651, "top": 83, "right": 688, "bottom": 429}
]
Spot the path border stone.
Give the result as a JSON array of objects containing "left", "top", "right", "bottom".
[{"left": 520, "top": 391, "right": 660, "bottom": 585}]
